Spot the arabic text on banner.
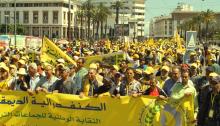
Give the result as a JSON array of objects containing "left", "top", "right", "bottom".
[
  {"left": 0, "top": 91, "right": 194, "bottom": 126},
  {"left": 41, "top": 37, "right": 76, "bottom": 65}
]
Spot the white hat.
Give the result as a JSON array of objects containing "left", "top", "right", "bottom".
[
  {"left": 17, "top": 68, "right": 27, "bottom": 75},
  {"left": 57, "top": 58, "right": 65, "bottom": 64},
  {"left": 73, "top": 56, "right": 79, "bottom": 61},
  {"left": 29, "top": 63, "right": 37, "bottom": 70}
]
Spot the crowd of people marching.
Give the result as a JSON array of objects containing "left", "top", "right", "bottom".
[{"left": 0, "top": 41, "right": 220, "bottom": 126}]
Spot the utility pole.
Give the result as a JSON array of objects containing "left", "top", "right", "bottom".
[
  {"left": 67, "top": 0, "right": 71, "bottom": 42},
  {"left": 14, "top": 0, "right": 17, "bottom": 48},
  {"left": 5, "top": 15, "right": 9, "bottom": 35}
]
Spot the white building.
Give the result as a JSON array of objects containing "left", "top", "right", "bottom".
[
  {"left": 151, "top": 15, "right": 173, "bottom": 38},
  {"left": 0, "top": 0, "right": 79, "bottom": 39},
  {"left": 92, "top": 0, "right": 145, "bottom": 41},
  {"left": 149, "top": 3, "right": 193, "bottom": 38}
]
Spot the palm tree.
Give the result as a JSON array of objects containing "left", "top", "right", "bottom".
[
  {"left": 91, "top": 7, "right": 100, "bottom": 40},
  {"left": 76, "top": 7, "right": 85, "bottom": 39},
  {"left": 82, "top": 0, "right": 93, "bottom": 40},
  {"left": 192, "top": 15, "right": 203, "bottom": 41},
  {"left": 111, "top": 1, "right": 123, "bottom": 25},
  {"left": 97, "top": 3, "right": 111, "bottom": 38},
  {"left": 201, "top": 9, "right": 215, "bottom": 42}
]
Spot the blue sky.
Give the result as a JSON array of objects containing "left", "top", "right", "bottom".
[{"left": 145, "top": 0, "right": 220, "bottom": 21}]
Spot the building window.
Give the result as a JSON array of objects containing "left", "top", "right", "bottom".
[
  {"left": 16, "top": 11, "right": 19, "bottom": 23},
  {"left": 43, "top": 3, "right": 49, "bottom": 7},
  {"left": 5, "top": 11, "right": 10, "bottom": 24},
  {"left": 43, "top": 11, "right": 48, "bottom": 24},
  {"left": 33, "top": 11, "right": 38, "bottom": 24},
  {"left": 24, "top": 3, "right": 28, "bottom": 7},
  {"left": 53, "top": 11, "right": 58, "bottom": 24},
  {"left": 71, "top": 13, "right": 73, "bottom": 21},
  {"left": 16, "top": 3, "right": 23, "bottom": 7},
  {"left": 169, "top": 30, "right": 172, "bottom": 35},
  {"left": 33, "top": 27, "right": 39, "bottom": 36},
  {"left": 34, "top": 3, "right": 38, "bottom": 7},
  {"left": 23, "top": 11, "right": 29, "bottom": 23},
  {"left": 28, "top": 3, "right": 33, "bottom": 7},
  {"left": 64, "top": 12, "right": 66, "bottom": 22},
  {"left": 177, "top": 20, "right": 180, "bottom": 25}
]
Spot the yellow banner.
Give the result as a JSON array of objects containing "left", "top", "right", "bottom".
[
  {"left": 41, "top": 37, "right": 76, "bottom": 65},
  {"left": 0, "top": 91, "right": 194, "bottom": 126},
  {"left": 84, "top": 52, "right": 125, "bottom": 67}
]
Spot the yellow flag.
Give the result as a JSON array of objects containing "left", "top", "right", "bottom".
[{"left": 41, "top": 37, "right": 76, "bottom": 66}]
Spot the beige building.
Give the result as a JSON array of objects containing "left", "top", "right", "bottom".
[
  {"left": 0, "top": 0, "right": 79, "bottom": 39},
  {"left": 92, "top": 0, "right": 145, "bottom": 40},
  {"left": 150, "top": 3, "right": 220, "bottom": 38},
  {"left": 151, "top": 15, "right": 173, "bottom": 38}
]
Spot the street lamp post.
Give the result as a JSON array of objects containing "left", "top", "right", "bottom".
[
  {"left": 4, "top": 15, "right": 9, "bottom": 35},
  {"left": 67, "top": 0, "right": 71, "bottom": 42},
  {"left": 133, "top": 21, "right": 137, "bottom": 42},
  {"left": 14, "top": 0, "right": 17, "bottom": 48}
]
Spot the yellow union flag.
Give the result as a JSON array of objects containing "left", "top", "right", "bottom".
[
  {"left": 0, "top": 92, "right": 192, "bottom": 126},
  {"left": 41, "top": 37, "right": 76, "bottom": 65}
]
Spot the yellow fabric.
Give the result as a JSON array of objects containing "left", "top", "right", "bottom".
[
  {"left": 0, "top": 91, "right": 192, "bottom": 126},
  {"left": 41, "top": 37, "right": 76, "bottom": 66},
  {"left": 82, "top": 78, "right": 90, "bottom": 96},
  {"left": 0, "top": 77, "right": 10, "bottom": 89}
]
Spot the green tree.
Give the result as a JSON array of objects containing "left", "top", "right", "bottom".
[
  {"left": 91, "top": 6, "right": 99, "bottom": 40},
  {"left": 201, "top": 9, "right": 215, "bottom": 42},
  {"left": 82, "top": 0, "right": 93, "bottom": 40},
  {"left": 76, "top": 7, "right": 85, "bottom": 39},
  {"left": 192, "top": 15, "right": 203, "bottom": 41},
  {"left": 111, "top": 1, "right": 123, "bottom": 25},
  {"left": 97, "top": 3, "right": 111, "bottom": 39}
]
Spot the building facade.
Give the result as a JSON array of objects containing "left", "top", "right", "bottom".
[
  {"left": 150, "top": 3, "right": 220, "bottom": 38},
  {"left": 92, "top": 0, "right": 145, "bottom": 41},
  {"left": 151, "top": 15, "right": 173, "bottom": 38},
  {"left": 0, "top": 0, "right": 79, "bottom": 39}
]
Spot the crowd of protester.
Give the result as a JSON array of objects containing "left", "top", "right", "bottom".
[{"left": 0, "top": 42, "right": 220, "bottom": 126}]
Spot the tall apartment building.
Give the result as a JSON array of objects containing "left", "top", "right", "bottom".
[
  {"left": 0, "top": 0, "right": 79, "bottom": 39},
  {"left": 92, "top": 0, "right": 145, "bottom": 40}
]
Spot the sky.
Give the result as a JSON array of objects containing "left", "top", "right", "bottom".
[{"left": 145, "top": 0, "right": 220, "bottom": 21}]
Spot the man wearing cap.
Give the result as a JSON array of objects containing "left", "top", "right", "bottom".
[
  {"left": 197, "top": 72, "right": 219, "bottom": 125},
  {"left": 189, "top": 51, "right": 197, "bottom": 64},
  {"left": 10, "top": 68, "right": 28, "bottom": 91},
  {"left": 190, "top": 63, "right": 201, "bottom": 86},
  {"left": 107, "top": 65, "right": 119, "bottom": 81},
  {"left": 18, "top": 59, "right": 27, "bottom": 70},
  {"left": 126, "top": 53, "right": 140, "bottom": 69},
  {"left": 198, "top": 76, "right": 220, "bottom": 126},
  {"left": 157, "top": 66, "right": 170, "bottom": 88}
]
